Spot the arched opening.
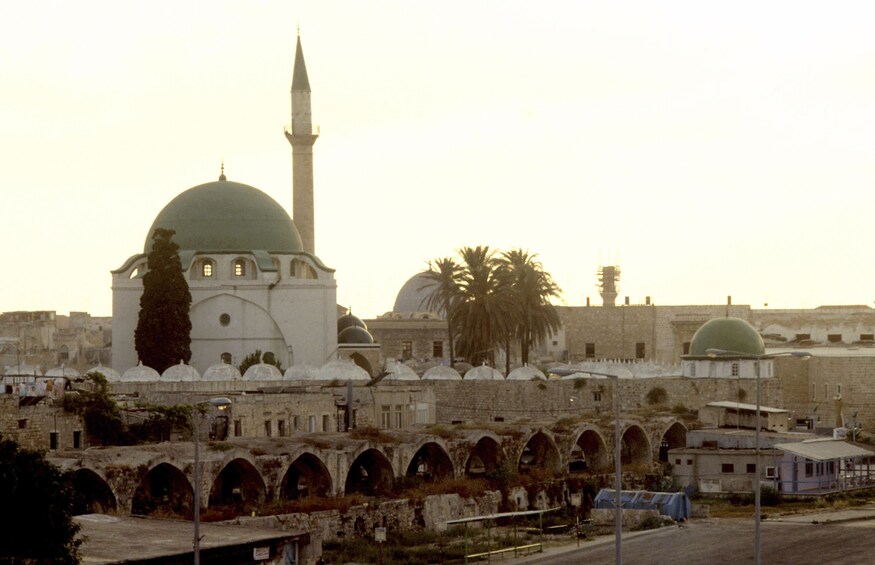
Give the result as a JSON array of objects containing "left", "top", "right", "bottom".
[
  {"left": 660, "top": 422, "right": 688, "bottom": 462},
  {"left": 345, "top": 449, "right": 394, "bottom": 496},
  {"left": 570, "top": 429, "right": 608, "bottom": 474},
  {"left": 131, "top": 463, "right": 193, "bottom": 518},
  {"left": 208, "top": 458, "right": 266, "bottom": 512},
  {"left": 349, "top": 353, "right": 373, "bottom": 377},
  {"left": 70, "top": 468, "right": 117, "bottom": 515},
  {"left": 518, "top": 432, "right": 561, "bottom": 475},
  {"left": 291, "top": 259, "right": 317, "bottom": 279},
  {"left": 465, "top": 437, "right": 502, "bottom": 477},
  {"left": 280, "top": 453, "right": 333, "bottom": 500},
  {"left": 405, "top": 443, "right": 454, "bottom": 483},
  {"left": 621, "top": 425, "right": 651, "bottom": 468}
]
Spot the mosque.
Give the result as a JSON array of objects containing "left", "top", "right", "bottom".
[{"left": 111, "top": 36, "right": 357, "bottom": 374}]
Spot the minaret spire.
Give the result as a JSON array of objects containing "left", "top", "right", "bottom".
[{"left": 285, "top": 31, "right": 318, "bottom": 255}]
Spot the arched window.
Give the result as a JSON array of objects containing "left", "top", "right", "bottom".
[
  {"left": 202, "top": 261, "right": 214, "bottom": 278},
  {"left": 234, "top": 259, "right": 247, "bottom": 277}
]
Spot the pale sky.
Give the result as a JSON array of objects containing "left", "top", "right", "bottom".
[{"left": 3, "top": 1, "right": 875, "bottom": 318}]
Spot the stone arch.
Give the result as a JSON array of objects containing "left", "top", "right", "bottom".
[
  {"left": 465, "top": 434, "right": 504, "bottom": 477},
  {"left": 569, "top": 426, "right": 609, "bottom": 473},
  {"left": 345, "top": 448, "right": 394, "bottom": 496},
  {"left": 208, "top": 457, "right": 266, "bottom": 509},
  {"left": 280, "top": 452, "right": 333, "bottom": 499},
  {"left": 70, "top": 467, "right": 117, "bottom": 515},
  {"left": 405, "top": 442, "right": 454, "bottom": 482},
  {"left": 621, "top": 424, "right": 652, "bottom": 467},
  {"left": 131, "top": 462, "right": 193, "bottom": 518},
  {"left": 518, "top": 430, "right": 561, "bottom": 474},
  {"left": 659, "top": 421, "right": 688, "bottom": 462}
]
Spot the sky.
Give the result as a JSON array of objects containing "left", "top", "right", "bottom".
[{"left": 3, "top": 1, "right": 875, "bottom": 318}]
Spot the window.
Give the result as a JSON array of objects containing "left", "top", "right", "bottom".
[
  {"left": 264, "top": 421, "right": 272, "bottom": 437},
  {"left": 805, "top": 461, "right": 813, "bottom": 477},
  {"left": 721, "top": 463, "right": 734, "bottom": 473},
  {"left": 278, "top": 420, "right": 286, "bottom": 437},
  {"left": 234, "top": 259, "right": 247, "bottom": 277},
  {"left": 746, "top": 463, "right": 756, "bottom": 474},
  {"left": 636, "top": 342, "right": 645, "bottom": 359},
  {"left": 73, "top": 430, "right": 81, "bottom": 449},
  {"left": 308, "top": 416, "right": 316, "bottom": 433},
  {"left": 293, "top": 415, "right": 300, "bottom": 432},
  {"left": 683, "top": 342, "right": 691, "bottom": 355},
  {"left": 394, "top": 405, "right": 403, "bottom": 429},
  {"left": 686, "top": 459, "right": 693, "bottom": 466},
  {"left": 766, "top": 466, "right": 777, "bottom": 479},
  {"left": 812, "top": 383, "right": 816, "bottom": 400},
  {"left": 861, "top": 334, "right": 874, "bottom": 342},
  {"left": 837, "top": 384, "right": 842, "bottom": 395},
  {"left": 824, "top": 384, "right": 829, "bottom": 398},
  {"left": 381, "top": 406, "right": 391, "bottom": 429},
  {"left": 828, "top": 334, "right": 842, "bottom": 343},
  {"left": 433, "top": 341, "right": 443, "bottom": 358},
  {"left": 585, "top": 343, "right": 595, "bottom": 358},
  {"left": 731, "top": 362, "right": 739, "bottom": 377},
  {"left": 17, "top": 419, "right": 27, "bottom": 429},
  {"left": 219, "top": 313, "right": 231, "bottom": 327},
  {"left": 234, "top": 419, "right": 242, "bottom": 436},
  {"left": 59, "top": 345, "right": 69, "bottom": 362},
  {"left": 675, "top": 459, "right": 682, "bottom": 465},
  {"left": 593, "top": 390, "right": 603, "bottom": 402},
  {"left": 322, "top": 414, "right": 330, "bottom": 432},
  {"left": 401, "top": 341, "right": 413, "bottom": 360},
  {"left": 795, "top": 333, "right": 811, "bottom": 342},
  {"left": 50, "top": 432, "right": 58, "bottom": 450},
  {"left": 202, "top": 261, "right": 213, "bottom": 278}
]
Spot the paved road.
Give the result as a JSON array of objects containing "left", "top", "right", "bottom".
[{"left": 514, "top": 513, "right": 875, "bottom": 565}]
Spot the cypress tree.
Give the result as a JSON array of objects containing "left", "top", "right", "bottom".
[{"left": 134, "top": 228, "right": 192, "bottom": 373}]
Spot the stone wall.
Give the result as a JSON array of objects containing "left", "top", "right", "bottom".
[{"left": 0, "top": 394, "right": 84, "bottom": 451}]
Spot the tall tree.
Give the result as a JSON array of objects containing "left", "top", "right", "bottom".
[
  {"left": 498, "top": 249, "right": 561, "bottom": 366},
  {"left": 419, "top": 257, "right": 461, "bottom": 367},
  {"left": 134, "top": 228, "right": 192, "bottom": 374},
  {"left": 0, "top": 435, "right": 82, "bottom": 564}
]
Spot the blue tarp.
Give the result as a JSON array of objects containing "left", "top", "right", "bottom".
[{"left": 594, "top": 489, "right": 691, "bottom": 521}]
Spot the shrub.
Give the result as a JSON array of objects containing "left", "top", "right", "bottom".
[{"left": 646, "top": 386, "right": 668, "bottom": 406}]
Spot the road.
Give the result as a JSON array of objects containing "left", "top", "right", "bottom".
[{"left": 514, "top": 511, "right": 875, "bottom": 565}]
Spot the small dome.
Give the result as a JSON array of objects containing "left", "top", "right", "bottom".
[
  {"left": 383, "top": 360, "right": 420, "bottom": 381},
  {"left": 121, "top": 362, "right": 160, "bottom": 382},
  {"left": 283, "top": 364, "right": 320, "bottom": 381},
  {"left": 392, "top": 273, "right": 443, "bottom": 317},
  {"left": 338, "top": 325, "right": 375, "bottom": 344},
  {"left": 687, "top": 317, "right": 765, "bottom": 359},
  {"left": 242, "top": 363, "right": 282, "bottom": 381},
  {"left": 86, "top": 364, "right": 121, "bottom": 382},
  {"left": 315, "top": 360, "right": 371, "bottom": 381},
  {"left": 5, "top": 364, "right": 42, "bottom": 377},
  {"left": 202, "top": 363, "right": 241, "bottom": 381},
  {"left": 45, "top": 365, "right": 80, "bottom": 378},
  {"left": 161, "top": 361, "right": 200, "bottom": 382},
  {"left": 464, "top": 364, "right": 504, "bottom": 381},
  {"left": 507, "top": 366, "right": 547, "bottom": 381},
  {"left": 338, "top": 312, "right": 367, "bottom": 333},
  {"left": 422, "top": 365, "right": 462, "bottom": 380}
]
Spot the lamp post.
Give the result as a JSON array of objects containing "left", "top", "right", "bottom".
[
  {"left": 705, "top": 349, "right": 809, "bottom": 565},
  {"left": 193, "top": 397, "right": 232, "bottom": 565}
]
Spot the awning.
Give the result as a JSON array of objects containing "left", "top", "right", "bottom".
[{"left": 778, "top": 439, "right": 874, "bottom": 461}]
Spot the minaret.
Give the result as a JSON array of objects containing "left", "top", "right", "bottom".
[{"left": 284, "top": 33, "right": 318, "bottom": 255}]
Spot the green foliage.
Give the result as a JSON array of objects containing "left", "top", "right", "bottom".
[
  {"left": 760, "top": 484, "right": 783, "bottom": 506},
  {"left": 64, "top": 372, "right": 126, "bottom": 446},
  {"left": 646, "top": 386, "right": 669, "bottom": 406},
  {"left": 237, "top": 349, "right": 283, "bottom": 375},
  {"left": 0, "top": 435, "right": 82, "bottom": 564},
  {"left": 737, "top": 388, "right": 748, "bottom": 402},
  {"left": 134, "top": 228, "right": 192, "bottom": 374},
  {"left": 128, "top": 403, "right": 192, "bottom": 443}
]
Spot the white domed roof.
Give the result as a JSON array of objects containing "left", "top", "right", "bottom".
[
  {"left": 283, "top": 364, "right": 320, "bottom": 380},
  {"left": 202, "top": 363, "right": 241, "bottom": 381},
  {"left": 45, "top": 365, "right": 80, "bottom": 378},
  {"left": 86, "top": 364, "right": 121, "bottom": 382},
  {"left": 392, "top": 273, "right": 443, "bottom": 318},
  {"left": 464, "top": 364, "right": 504, "bottom": 381},
  {"left": 383, "top": 360, "right": 420, "bottom": 381},
  {"left": 422, "top": 365, "right": 463, "bottom": 380},
  {"left": 5, "top": 364, "right": 42, "bottom": 377},
  {"left": 121, "top": 362, "right": 160, "bottom": 382},
  {"left": 161, "top": 361, "right": 199, "bottom": 382},
  {"left": 242, "top": 363, "right": 282, "bottom": 381},
  {"left": 316, "top": 359, "right": 371, "bottom": 381},
  {"left": 507, "top": 366, "right": 547, "bottom": 381}
]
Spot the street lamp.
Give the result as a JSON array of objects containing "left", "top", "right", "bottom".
[
  {"left": 705, "top": 349, "right": 809, "bottom": 565},
  {"left": 193, "top": 397, "right": 232, "bottom": 565}
]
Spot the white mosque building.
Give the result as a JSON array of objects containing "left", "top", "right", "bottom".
[{"left": 111, "top": 35, "right": 341, "bottom": 373}]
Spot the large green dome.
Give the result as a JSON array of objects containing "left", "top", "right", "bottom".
[
  {"left": 145, "top": 177, "right": 303, "bottom": 253},
  {"left": 687, "top": 317, "right": 765, "bottom": 358}
]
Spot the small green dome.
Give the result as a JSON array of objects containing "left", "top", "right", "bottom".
[
  {"left": 338, "top": 326, "right": 374, "bottom": 345},
  {"left": 687, "top": 317, "right": 765, "bottom": 358},
  {"left": 145, "top": 178, "right": 303, "bottom": 253}
]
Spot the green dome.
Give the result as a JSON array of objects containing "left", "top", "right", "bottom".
[
  {"left": 687, "top": 317, "right": 765, "bottom": 358},
  {"left": 145, "top": 177, "right": 303, "bottom": 253}
]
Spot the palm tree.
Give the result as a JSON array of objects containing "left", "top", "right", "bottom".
[
  {"left": 418, "top": 257, "right": 460, "bottom": 367},
  {"left": 497, "top": 248, "right": 561, "bottom": 366}
]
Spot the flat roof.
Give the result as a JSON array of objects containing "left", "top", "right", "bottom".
[
  {"left": 777, "top": 439, "right": 875, "bottom": 462},
  {"left": 75, "top": 514, "right": 303, "bottom": 564},
  {"left": 706, "top": 401, "right": 788, "bottom": 414}
]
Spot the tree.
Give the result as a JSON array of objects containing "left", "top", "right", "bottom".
[
  {"left": 238, "top": 349, "right": 283, "bottom": 375},
  {"left": 497, "top": 249, "right": 561, "bottom": 367},
  {"left": 134, "top": 228, "right": 192, "bottom": 374},
  {"left": 418, "top": 257, "right": 461, "bottom": 367},
  {"left": 0, "top": 435, "right": 82, "bottom": 564}
]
